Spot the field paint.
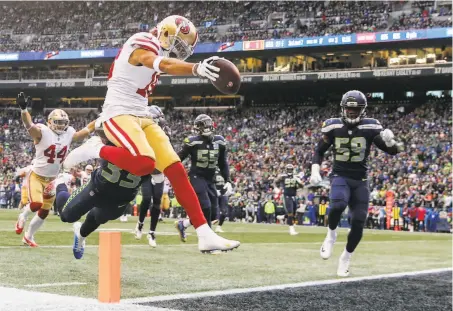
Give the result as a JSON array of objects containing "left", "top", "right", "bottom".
[
  {"left": 0, "top": 240, "right": 446, "bottom": 250},
  {"left": 24, "top": 282, "right": 87, "bottom": 288},
  {"left": 123, "top": 267, "right": 452, "bottom": 304}
]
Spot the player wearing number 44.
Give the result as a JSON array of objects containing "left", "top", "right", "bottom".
[
  {"left": 309, "top": 90, "right": 404, "bottom": 277},
  {"left": 14, "top": 92, "right": 95, "bottom": 247}
]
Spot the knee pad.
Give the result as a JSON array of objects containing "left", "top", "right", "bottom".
[
  {"left": 330, "top": 199, "right": 348, "bottom": 212},
  {"left": 38, "top": 209, "right": 49, "bottom": 220},
  {"left": 30, "top": 202, "right": 43, "bottom": 212}
]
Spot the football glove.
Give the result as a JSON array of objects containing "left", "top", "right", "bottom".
[
  {"left": 380, "top": 129, "right": 396, "bottom": 147},
  {"left": 192, "top": 56, "right": 220, "bottom": 82},
  {"left": 223, "top": 182, "right": 234, "bottom": 196},
  {"left": 309, "top": 164, "right": 323, "bottom": 185},
  {"left": 17, "top": 92, "right": 31, "bottom": 110}
]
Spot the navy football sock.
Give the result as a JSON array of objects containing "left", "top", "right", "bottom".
[{"left": 80, "top": 211, "right": 100, "bottom": 238}]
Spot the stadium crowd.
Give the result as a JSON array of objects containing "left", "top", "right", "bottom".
[
  {"left": 0, "top": 1, "right": 451, "bottom": 52},
  {"left": 0, "top": 96, "right": 451, "bottom": 231}
]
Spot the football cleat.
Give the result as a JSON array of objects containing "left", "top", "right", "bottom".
[
  {"left": 72, "top": 222, "right": 86, "bottom": 260},
  {"left": 147, "top": 232, "right": 157, "bottom": 248},
  {"left": 198, "top": 232, "right": 240, "bottom": 254},
  {"left": 337, "top": 251, "right": 351, "bottom": 277},
  {"left": 15, "top": 214, "right": 26, "bottom": 235},
  {"left": 120, "top": 215, "right": 128, "bottom": 222},
  {"left": 175, "top": 220, "right": 187, "bottom": 242},
  {"left": 211, "top": 219, "right": 219, "bottom": 226},
  {"left": 22, "top": 235, "right": 38, "bottom": 248},
  {"left": 63, "top": 136, "right": 103, "bottom": 170},
  {"left": 320, "top": 230, "right": 337, "bottom": 260},
  {"left": 134, "top": 223, "right": 143, "bottom": 240},
  {"left": 215, "top": 226, "right": 224, "bottom": 233},
  {"left": 289, "top": 226, "right": 299, "bottom": 236}
]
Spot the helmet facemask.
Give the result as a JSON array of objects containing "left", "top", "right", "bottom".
[
  {"left": 194, "top": 115, "right": 214, "bottom": 137},
  {"left": 157, "top": 16, "right": 197, "bottom": 61},
  {"left": 341, "top": 101, "right": 366, "bottom": 125},
  {"left": 50, "top": 119, "right": 69, "bottom": 134}
]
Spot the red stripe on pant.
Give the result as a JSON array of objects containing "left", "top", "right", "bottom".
[{"left": 108, "top": 118, "right": 140, "bottom": 156}]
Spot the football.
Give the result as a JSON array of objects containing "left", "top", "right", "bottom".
[{"left": 210, "top": 58, "right": 241, "bottom": 95}]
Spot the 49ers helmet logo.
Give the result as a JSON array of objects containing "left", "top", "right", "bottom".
[{"left": 175, "top": 17, "right": 190, "bottom": 35}]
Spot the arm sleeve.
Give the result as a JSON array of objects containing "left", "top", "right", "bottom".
[
  {"left": 218, "top": 144, "right": 230, "bottom": 182},
  {"left": 177, "top": 139, "right": 191, "bottom": 162},
  {"left": 312, "top": 136, "right": 332, "bottom": 165},
  {"left": 372, "top": 135, "right": 399, "bottom": 155}
]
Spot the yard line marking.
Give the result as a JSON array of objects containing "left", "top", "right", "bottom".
[
  {"left": 122, "top": 267, "right": 452, "bottom": 304},
  {"left": 24, "top": 282, "right": 87, "bottom": 288},
  {"left": 0, "top": 240, "right": 444, "bottom": 249},
  {"left": 0, "top": 240, "right": 447, "bottom": 249}
]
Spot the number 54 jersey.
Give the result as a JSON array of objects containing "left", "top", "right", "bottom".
[
  {"left": 32, "top": 124, "right": 76, "bottom": 178},
  {"left": 321, "top": 118, "right": 383, "bottom": 180}
]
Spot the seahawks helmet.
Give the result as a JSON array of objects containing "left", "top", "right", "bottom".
[
  {"left": 194, "top": 114, "right": 214, "bottom": 137},
  {"left": 285, "top": 163, "right": 294, "bottom": 176},
  {"left": 340, "top": 90, "right": 367, "bottom": 125}
]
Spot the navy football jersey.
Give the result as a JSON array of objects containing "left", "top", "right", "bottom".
[
  {"left": 320, "top": 118, "right": 384, "bottom": 180},
  {"left": 178, "top": 135, "right": 229, "bottom": 182},
  {"left": 92, "top": 159, "right": 148, "bottom": 204},
  {"left": 277, "top": 173, "right": 300, "bottom": 196}
]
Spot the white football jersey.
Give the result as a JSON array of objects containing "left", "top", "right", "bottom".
[
  {"left": 32, "top": 124, "right": 76, "bottom": 178},
  {"left": 55, "top": 172, "right": 73, "bottom": 189},
  {"left": 103, "top": 32, "right": 163, "bottom": 119},
  {"left": 80, "top": 171, "right": 91, "bottom": 185}
]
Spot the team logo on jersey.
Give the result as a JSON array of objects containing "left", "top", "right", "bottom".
[{"left": 175, "top": 17, "right": 190, "bottom": 35}]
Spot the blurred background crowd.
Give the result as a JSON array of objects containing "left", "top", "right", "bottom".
[
  {"left": 0, "top": 1, "right": 451, "bottom": 52},
  {"left": 1, "top": 96, "right": 451, "bottom": 232}
]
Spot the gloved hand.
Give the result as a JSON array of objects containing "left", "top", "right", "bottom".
[
  {"left": 380, "top": 129, "right": 396, "bottom": 147},
  {"left": 17, "top": 92, "right": 31, "bottom": 110},
  {"left": 223, "top": 181, "right": 234, "bottom": 196},
  {"left": 309, "top": 164, "right": 323, "bottom": 185},
  {"left": 192, "top": 56, "right": 220, "bottom": 81}
]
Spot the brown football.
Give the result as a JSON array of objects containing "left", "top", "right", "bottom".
[{"left": 210, "top": 58, "right": 241, "bottom": 95}]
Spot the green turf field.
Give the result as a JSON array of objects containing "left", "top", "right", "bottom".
[{"left": 0, "top": 209, "right": 451, "bottom": 299}]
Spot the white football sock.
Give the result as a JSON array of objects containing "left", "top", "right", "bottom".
[
  {"left": 328, "top": 228, "right": 336, "bottom": 239},
  {"left": 195, "top": 223, "right": 215, "bottom": 237},
  {"left": 26, "top": 214, "right": 45, "bottom": 238},
  {"left": 341, "top": 248, "right": 352, "bottom": 260},
  {"left": 21, "top": 204, "right": 32, "bottom": 221}
]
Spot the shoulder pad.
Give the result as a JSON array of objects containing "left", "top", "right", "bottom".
[
  {"left": 184, "top": 136, "right": 203, "bottom": 146},
  {"left": 129, "top": 32, "right": 162, "bottom": 55},
  {"left": 213, "top": 135, "right": 226, "bottom": 145},
  {"left": 358, "top": 118, "right": 383, "bottom": 130},
  {"left": 321, "top": 118, "right": 343, "bottom": 133}
]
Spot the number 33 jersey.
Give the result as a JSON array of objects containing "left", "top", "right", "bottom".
[
  {"left": 32, "top": 124, "right": 76, "bottom": 178},
  {"left": 321, "top": 118, "right": 383, "bottom": 180},
  {"left": 93, "top": 159, "right": 148, "bottom": 205},
  {"left": 103, "top": 32, "right": 164, "bottom": 119}
]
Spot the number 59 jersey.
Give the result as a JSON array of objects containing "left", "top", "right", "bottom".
[
  {"left": 321, "top": 118, "right": 383, "bottom": 180},
  {"left": 32, "top": 124, "right": 76, "bottom": 178},
  {"left": 103, "top": 32, "right": 164, "bottom": 120}
]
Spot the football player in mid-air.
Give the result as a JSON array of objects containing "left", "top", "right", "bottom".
[
  {"left": 134, "top": 106, "right": 167, "bottom": 248},
  {"left": 175, "top": 114, "right": 233, "bottom": 241},
  {"left": 275, "top": 163, "right": 303, "bottom": 236},
  {"left": 62, "top": 15, "right": 240, "bottom": 253},
  {"left": 309, "top": 90, "right": 403, "bottom": 277}
]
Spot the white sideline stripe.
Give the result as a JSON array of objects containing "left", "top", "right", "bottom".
[
  {"left": 0, "top": 240, "right": 442, "bottom": 249},
  {"left": 24, "top": 282, "right": 87, "bottom": 288},
  {"left": 122, "top": 267, "right": 452, "bottom": 304}
]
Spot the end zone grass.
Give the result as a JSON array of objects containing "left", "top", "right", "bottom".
[{"left": 0, "top": 209, "right": 450, "bottom": 299}]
